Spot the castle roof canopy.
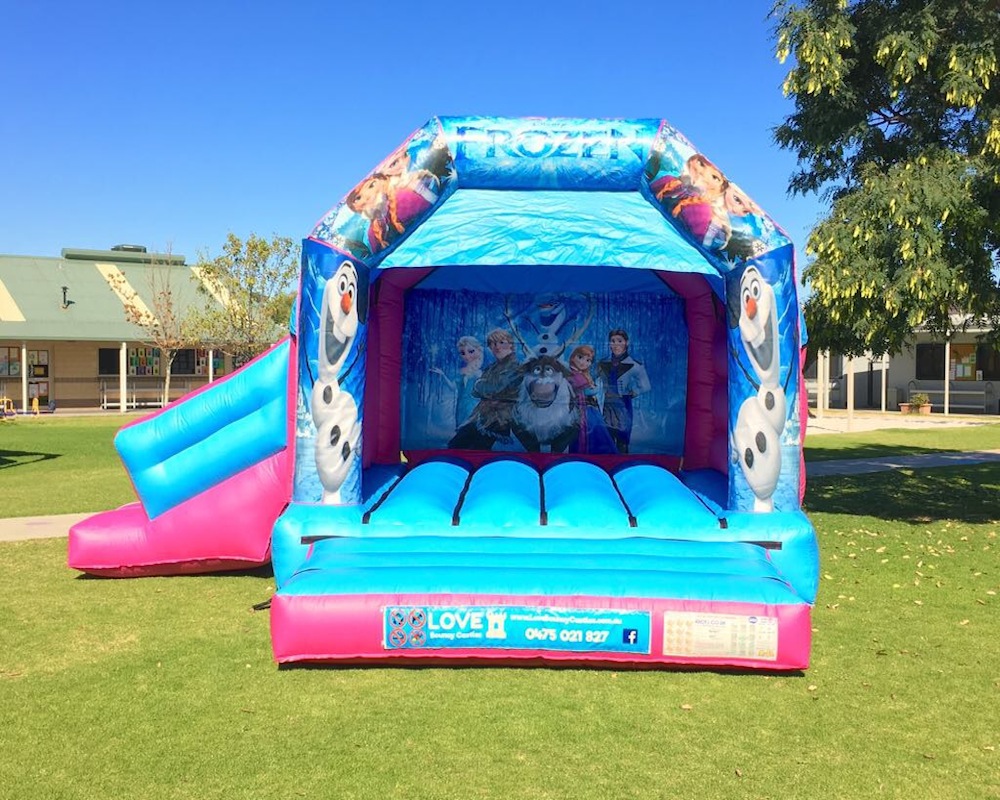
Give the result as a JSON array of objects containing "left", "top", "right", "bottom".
[
  {"left": 378, "top": 190, "right": 717, "bottom": 281},
  {"left": 310, "top": 116, "right": 794, "bottom": 303}
]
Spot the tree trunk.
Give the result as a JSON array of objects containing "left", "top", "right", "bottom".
[{"left": 162, "top": 353, "right": 176, "bottom": 406}]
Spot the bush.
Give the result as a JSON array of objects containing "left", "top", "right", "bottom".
[{"left": 907, "top": 392, "right": 931, "bottom": 413}]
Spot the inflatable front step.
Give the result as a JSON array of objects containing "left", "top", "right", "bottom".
[
  {"left": 269, "top": 459, "right": 815, "bottom": 670},
  {"left": 270, "top": 536, "right": 811, "bottom": 670}
]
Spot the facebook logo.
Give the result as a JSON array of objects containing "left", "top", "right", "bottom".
[{"left": 623, "top": 628, "right": 638, "bottom": 645}]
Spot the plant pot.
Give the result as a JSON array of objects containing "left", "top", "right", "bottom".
[
  {"left": 917, "top": 403, "right": 932, "bottom": 415},
  {"left": 899, "top": 403, "right": 911, "bottom": 413}
]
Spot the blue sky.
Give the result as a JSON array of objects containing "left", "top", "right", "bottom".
[{"left": 2, "top": 0, "right": 824, "bottom": 267}]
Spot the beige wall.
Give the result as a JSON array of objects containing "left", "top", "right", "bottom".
[
  {"left": 54, "top": 340, "right": 103, "bottom": 406},
  {"left": 0, "top": 339, "right": 230, "bottom": 410}
]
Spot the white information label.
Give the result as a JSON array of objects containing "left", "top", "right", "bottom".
[{"left": 662, "top": 612, "right": 778, "bottom": 661}]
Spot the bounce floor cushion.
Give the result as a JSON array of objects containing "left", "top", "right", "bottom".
[{"left": 270, "top": 459, "right": 812, "bottom": 669}]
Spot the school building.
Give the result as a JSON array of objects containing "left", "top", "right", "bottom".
[
  {"left": 807, "top": 316, "right": 1000, "bottom": 415},
  {"left": 0, "top": 245, "right": 231, "bottom": 413}
]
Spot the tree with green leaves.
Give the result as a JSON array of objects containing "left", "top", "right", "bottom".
[
  {"left": 189, "top": 233, "right": 300, "bottom": 367},
  {"left": 110, "top": 247, "right": 194, "bottom": 406},
  {"left": 771, "top": 0, "right": 1000, "bottom": 356}
]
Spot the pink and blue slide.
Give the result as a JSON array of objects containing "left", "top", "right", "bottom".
[{"left": 70, "top": 117, "right": 818, "bottom": 670}]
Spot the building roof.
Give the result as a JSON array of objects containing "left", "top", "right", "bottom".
[{"left": 0, "top": 248, "right": 221, "bottom": 342}]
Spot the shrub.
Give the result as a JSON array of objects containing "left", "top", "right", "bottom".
[{"left": 908, "top": 392, "right": 931, "bottom": 412}]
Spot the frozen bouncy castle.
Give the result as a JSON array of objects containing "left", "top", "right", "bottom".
[{"left": 69, "top": 117, "right": 818, "bottom": 670}]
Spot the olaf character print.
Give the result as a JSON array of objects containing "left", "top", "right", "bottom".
[
  {"left": 733, "top": 265, "right": 786, "bottom": 512},
  {"left": 312, "top": 261, "right": 362, "bottom": 504}
]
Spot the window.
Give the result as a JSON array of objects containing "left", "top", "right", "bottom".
[
  {"left": 917, "top": 341, "right": 1000, "bottom": 381},
  {"left": 0, "top": 347, "right": 20, "bottom": 376},
  {"left": 915, "top": 344, "right": 945, "bottom": 380},
  {"left": 173, "top": 349, "right": 197, "bottom": 375},
  {"left": 99, "top": 347, "right": 223, "bottom": 377},
  {"left": 977, "top": 345, "right": 1000, "bottom": 381},
  {"left": 98, "top": 348, "right": 120, "bottom": 376},
  {"left": 173, "top": 348, "right": 223, "bottom": 376}
]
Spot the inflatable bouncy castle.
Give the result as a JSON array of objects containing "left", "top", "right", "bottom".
[{"left": 69, "top": 117, "right": 818, "bottom": 670}]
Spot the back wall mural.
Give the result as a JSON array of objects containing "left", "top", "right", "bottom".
[{"left": 401, "top": 286, "right": 688, "bottom": 456}]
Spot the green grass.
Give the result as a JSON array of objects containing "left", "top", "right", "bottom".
[
  {"left": 1, "top": 417, "right": 999, "bottom": 798},
  {"left": 0, "top": 415, "right": 137, "bottom": 517},
  {"left": 804, "top": 421, "right": 1000, "bottom": 462},
  {"left": 4, "top": 415, "right": 1000, "bottom": 518}
]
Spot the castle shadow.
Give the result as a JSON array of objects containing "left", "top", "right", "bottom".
[
  {"left": 0, "top": 449, "right": 60, "bottom": 470},
  {"left": 805, "top": 462, "right": 1000, "bottom": 524}
]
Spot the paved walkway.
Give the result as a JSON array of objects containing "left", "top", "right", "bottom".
[
  {"left": 0, "top": 513, "right": 93, "bottom": 543},
  {"left": 807, "top": 449, "right": 1000, "bottom": 476},
  {"left": 803, "top": 409, "right": 1000, "bottom": 474},
  {"left": 805, "top": 409, "right": 994, "bottom": 436}
]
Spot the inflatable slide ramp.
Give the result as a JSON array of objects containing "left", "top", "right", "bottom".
[{"left": 67, "top": 338, "right": 294, "bottom": 577}]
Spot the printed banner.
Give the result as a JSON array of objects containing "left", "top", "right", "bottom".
[
  {"left": 724, "top": 251, "right": 802, "bottom": 513},
  {"left": 294, "top": 243, "right": 370, "bottom": 505},
  {"left": 643, "top": 121, "right": 790, "bottom": 267},
  {"left": 313, "top": 120, "right": 454, "bottom": 262},
  {"left": 384, "top": 605, "right": 651, "bottom": 654}
]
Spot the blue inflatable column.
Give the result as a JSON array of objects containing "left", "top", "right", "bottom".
[{"left": 297, "top": 242, "right": 369, "bottom": 506}]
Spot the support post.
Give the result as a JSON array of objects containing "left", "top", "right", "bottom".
[
  {"left": 119, "top": 342, "right": 128, "bottom": 414},
  {"left": 881, "top": 353, "right": 889, "bottom": 412},
  {"left": 846, "top": 356, "right": 855, "bottom": 431},
  {"left": 944, "top": 339, "right": 951, "bottom": 415},
  {"left": 20, "top": 342, "right": 28, "bottom": 414},
  {"left": 816, "top": 350, "right": 830, "bottom": 419}
]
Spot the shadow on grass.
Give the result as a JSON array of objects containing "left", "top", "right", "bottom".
[
  {"left": 0, "top": 450, "right": 60, "bottom": 470},
  {"left": 804, "top": 443, "right": 957, "bottom": 463},
  {"left": 277, "top": 660, "right": 807, "bottom": 676},
  {"left": 805, "top": 462, "right": 1000, "bottom": 523},
  {"left": 74, "top": 564, "right": 274, "bottom": 581}
]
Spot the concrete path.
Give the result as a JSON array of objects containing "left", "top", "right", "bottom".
[
  {"left": 805, "top": 410, "right": 994, "bottom": 436},
  {"left": 807, "top": 449, "right": 1000, "bottom": 477},
  {"left": 0, "top": 513, "right": 92, "bottom": 543}
]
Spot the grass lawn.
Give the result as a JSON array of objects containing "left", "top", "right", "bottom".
[
  {"left": 1, "top": 417, "right": 998, "bottom": 798},
  {"left": 4, "top": 414, "right": 1000, "bottom": 517},
  {"left": 805, "top": 420, "right": 1000, "bottom": 461},
  {"left": 0, "top": 415, "right": 138, "bottom": 517}
]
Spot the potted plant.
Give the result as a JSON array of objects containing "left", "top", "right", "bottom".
[{"left": 909, "top": 392, "right": 932, "bottom": 414}]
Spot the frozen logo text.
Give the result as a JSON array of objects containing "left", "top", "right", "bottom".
[{"left": 455, "top": 126, "right": 644, "bottom": 161}]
